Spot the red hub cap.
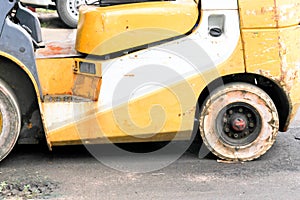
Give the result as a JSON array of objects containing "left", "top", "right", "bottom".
[{"left": 231, "top": 118, "right": 247, "bottom": 131}]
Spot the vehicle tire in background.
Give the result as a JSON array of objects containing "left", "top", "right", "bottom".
[
  {"left": 56, "top": 0, "right": 86, "bottom": 28},
  {"left": 199, "top": 82, "right": 279, "bottom": 161},
  {"left": 0, "top": 79, "right": 21, "bottom": 162}
]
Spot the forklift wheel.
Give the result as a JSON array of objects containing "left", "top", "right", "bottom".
[
  {"left": 199, "top": 82, "right": 279, "bottom": 161},
  {"left": 0, "top": 79, "right": 21, "bottom": 162}
]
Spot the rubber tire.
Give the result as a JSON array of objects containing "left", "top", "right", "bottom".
[
  {"left": 0, "top": 79, "right": 21, "bottom": 162},
  {"left": 56, "top": 0, "right": 81, "bottom": 28},
  {"left": 199, "top": 82, "right": 279, "bottom": 161}
]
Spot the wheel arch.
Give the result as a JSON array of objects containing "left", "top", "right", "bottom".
[
  {"left": 197, "top": 73, "right": 291, "bottom": 132},
  {"left": 0, "top": 53, "right": 45, "bottom": 142}
]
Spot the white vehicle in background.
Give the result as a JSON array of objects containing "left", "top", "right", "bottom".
[
  {"left": 20, "top": 0, "right": 157, "bottom": 28},
  {"left": 21, "top": 0, "right": 86, "bottom": 28}
]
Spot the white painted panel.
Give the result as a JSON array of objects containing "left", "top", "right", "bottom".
[{"left": 201, "top": 0, "right": 238, "bottom": 10}]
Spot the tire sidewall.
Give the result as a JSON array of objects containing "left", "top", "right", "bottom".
[
  {"left": 56, "top": 0, "right": 79, "bottom": 28},
  {"left": 0, "top": 80, "right": 21, "bottom": 161}
]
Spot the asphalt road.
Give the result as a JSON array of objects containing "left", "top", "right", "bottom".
[
  {"left": 0, "top": 126, "right": 299, "bottom": 199},
  {"left": 0, "top": 12, "right": 299, "bottom": 200}
]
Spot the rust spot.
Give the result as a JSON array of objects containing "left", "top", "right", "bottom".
[
  {"left": 260, "top": 7, "right": 268, "bottom": 14},
  {"left": 48, "top": 45, "right": 63, "bottom": 52},
  {"left": 180, "top": 106, "right": 196, "bottom": 117},
  {"left": 264, "top": 0, "right": 279, "bottom": 27},
  {"left": 27, "top": 123, "right": 33, "bottom": 129},
  {"left": 36, "top": 41, "right": 77, "bottom": 57},
  {"left": 277, "top": 37, "right": 298, "bottom": 92}
]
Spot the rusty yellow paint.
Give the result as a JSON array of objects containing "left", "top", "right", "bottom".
[
  {"left": 277, "top": 26, "right": 300, "bottom": 93},
  {"left": 239, "top": 0, "right": 300, "bottom": 28},
  {"left": 45, "top": 41, "right": 245, "bottom": 146},
  {"left": 242, "top": 30, "right": 282, "bottom": 77},
  {"left": 278, "top": 26, "right": 300, "bottom": 127},
  {"left": 76, "top": 1, "right": 199, "bottom": 55},
  {"left": 242, "top": 24, "right": 300, "bottom": 128},
  {"left": 243, "top": 26, "right": 300, "bottom": 95},
  {"left": 73, "top": 74, "right": 102, "bottom": 101},
  {"left": 239, "top": 0, "right": 277, "bottom": 28},
  {"left": 36, "top": 58, "right": 75, "bottom": 95},
  {"left": 276, "top": 0, "right": 300, "bottom": 27}
]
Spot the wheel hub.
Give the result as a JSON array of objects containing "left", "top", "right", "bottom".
[
  {"left": 231, "top": 115, "right": 247, "bottom": 132},
  {"left": 67, "top": 0, "right": 86, "bottom": 20},
  {"left": 217, "top": 103, "right": 261, "bottom": 146}
]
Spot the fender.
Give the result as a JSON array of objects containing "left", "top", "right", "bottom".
[
  {"left": 0, "top": 3, "right": 43, "bottom": 97},
  {"left": 0, "top": 50, "right": 47, "bottom": 145},
  {"left": 0, "top": 51, "right": 42, "bottom": 101}
]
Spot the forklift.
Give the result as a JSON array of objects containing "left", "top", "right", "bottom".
[{"left": 0, "top": 0, "right": 300, "bottom": 162}]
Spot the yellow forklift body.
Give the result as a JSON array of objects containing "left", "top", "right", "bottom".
[
  {"left": 35, "top": 1, "right": 247, "bottom": 146},
  {"left": 34, "top": 0, "right": 300, "bottom": 147},
  {"left": 42, "top": 40, "right": 245, "bottom": 145}
]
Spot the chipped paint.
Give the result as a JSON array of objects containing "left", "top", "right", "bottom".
[
  {"left": 277, "top": 36, "right": 300, "bottom": 92},
  {"left": 275, "top": 2, "right": 300, "bottom": 25},
  {"left": 239, "top": 0, "right": 300, "bottom": 28},
  {"left": 242, "top": 7, "right": 300, "bottom": 129}
]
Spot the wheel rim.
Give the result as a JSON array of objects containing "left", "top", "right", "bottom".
[
  {"left": 66, "top": 0, "right": 86, "bottom": 21},
  {"left": 216, "top": 102, "right": 262, "bottom": 146}
]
